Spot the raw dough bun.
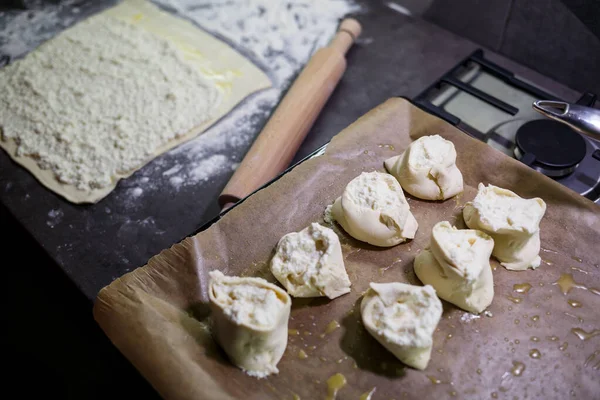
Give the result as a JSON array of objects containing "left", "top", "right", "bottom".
[
  {"left": 414, "top": 221, "right": 494, "bottom": 313},
  {"left": 270, "top": 223, "right": 351, "bottom": 299},
  {"left": 384, "top": 134, "right": 463, "bottom": 200},
  {"left": 331, "top": 171, "right": 418, "bottom": 247},
  {"left": 361, "top": 282, "right": 442, "bottom": 370},
  {"left": 463, "top": 183, "right": 546, "bottom": 270},
  {"left": 208, "top": 271, "right": 291, "bottom": 378}
]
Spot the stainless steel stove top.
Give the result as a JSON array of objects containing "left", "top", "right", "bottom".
[{"left": 415, "top": 50, "right": 600, "bottom": 203}]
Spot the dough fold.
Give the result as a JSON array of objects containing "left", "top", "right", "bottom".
[
  {"left": 208, "top": 271, "right": 291, "bottom": 378},
  {"left": 361, "top": 282, "right": 442, "bottom": 370},
  {"left": 463, "top": 183, "right": 546, "bottom": 270},
  {"left": 270, "top": 223, "right": 351, "bottom": 299},
  {"left": 414, "top": 221, "right": 494, "bottom": 313},
  {"left": 331, "top": 171, "right": 418, "bottom": 247},
  {"left": 384, "top": 134, "right": 463, "bottom": 200}
]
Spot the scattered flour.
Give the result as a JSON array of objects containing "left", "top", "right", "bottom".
[
  {"left": 0, "top": 0, "right": 362, "bottom": 198},
  {"left": 147, "top": 0, "right": 361, "bottom": 192},
  {"left": 46, "top": 208, "right": 64, "bottom": 228},
  {"left": 461, "top": 312, "right": 481, "bottom": 323},
  {"left": 130, "top": 187, "right": 144, "bottom": 197}
]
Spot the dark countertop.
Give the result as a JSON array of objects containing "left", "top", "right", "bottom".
[{"left": 0, "top": 0, "right": 579, "bottom": 302}]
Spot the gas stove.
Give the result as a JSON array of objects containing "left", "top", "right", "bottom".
[{"left": 414, "top": 49, "right": 600, "bottom": 203}]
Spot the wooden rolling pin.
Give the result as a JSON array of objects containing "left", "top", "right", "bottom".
[{"left": 219, "top": 18, "right": 362, "bottom": 209}]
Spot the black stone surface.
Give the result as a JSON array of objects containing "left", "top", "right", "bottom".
[
  {"left": 422, "top": 0, "right": 600, "bottom": 94},
  {"left": 0, "top": 0, "right": 579, "bottom": 303}
]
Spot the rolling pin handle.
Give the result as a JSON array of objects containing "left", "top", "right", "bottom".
[{"left": 218, "top": 18, "right": 362, "bottom": 210}]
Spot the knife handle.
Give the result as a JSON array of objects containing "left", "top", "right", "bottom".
[{"left": 219, "top": 19, "right": 361, "bottom": 209}]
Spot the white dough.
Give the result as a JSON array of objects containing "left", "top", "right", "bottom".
[
  {"left": 463, "top": 183, "right": 546, "bottom": 270},
  {"left": 0, "top": 11, "right": 220, "bottom": 192},
  {"left": 384, "top": 135, "right": 463, "bottom": 200},
  {"left": 414, "top": 221, "right": 494, "bottom": 313},
  {"left": 208, "top": 271, "right": 291, "bottom": 378},
  {"left": 331, "top": 171, "right": 418, "bottom": 247},
  {"left": 361, "top": 282, "right": 442, "bottom": 370},
  {"left": 270, "top": 223, "right": 351, "bottom": 299}
]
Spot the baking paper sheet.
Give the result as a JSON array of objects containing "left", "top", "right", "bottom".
[{"left": 94, "top": 98, "right": 600, "bottom": 400}]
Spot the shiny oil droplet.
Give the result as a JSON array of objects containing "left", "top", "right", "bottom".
[
  {"left": 570, "top": 266, "right": 588, "bottom": 274},
  {"left": 541, "top": 247, "right": 558, "bottom": 254},
  {"left": 529, "top": 349, "right": 541, "bottom": 359},
  {"left": 484, "top": 311, "right": 493, "bottom": 317},
  {"left": 508, "top": 296, "right": 522, "bottom": 304},
  {"left": 568, "top": 299, "right": 582, "bottom": 308},
  {"left": 571, "top": 328, "right": 600, "bottom": 341},
  {"left": 292, "top": 394, "right": 300, "bottom": 400},
  {"left": 492, "top": 392, "right": 498, "bottom": 399},
  {"left": 513, "top": 283, "right": 532, "bottom": 294},
  {"left": 559, "top": 342, "right": 568, "bottom": 351},
  {"left": 359, "top": 387, "right": 376, "bottom": 400},
  {"left": 325, "top": 320, "right": 340, "bottom": 335},
  {"left": 531, "top": 315, "right": 540, "bottom": 322},
  {"left": 571, "top": 256, "right": 583, "bottom": 263},
  {"left": 303, "top": 331, "right": 312, "bottom": 336},
  {"left": 298, "top": 350, "right": 308, "bottom": 359},
  {"left": 476, "top": 369, "right": 482, "bottom": 375},
  {"left": 447, "top": 333, "right": 453, "bottom": 339},
  {"left": 584, "top": 350, "right": 599, "bottom": 367},
  {"left": 508, "top": 306, "right": 513, "bottom": 311},
  {"left": 531, "top": 336, "right": 540, "bottom": 342},
  {"left": 511, "top": 361, "right": 526, "bottom": 376},
  {"left": 515, "top": 339, "right": 520, "bottom": 344},
  {"left": 554, "top": 274, "right": 585, "bottom": 295},
  {"left": 288, "top": 329, "right": 300, "bottom": 336},
  {"left": 325, "top": 373, "right": 346, "bottom": 400},
  {"left": 449, "top": 391, "right": 457, "bottom": 397},
  {"left": 428, "top": 376, "right": 442, "bottom": 384},
  {"left": 320, "top": 356, "right": 327, "bottom": 362},
  {"left": 514, "top": 319, "right": 520, "bottom": 325},
  {"left": 547, "top": 335, "right": 560, "bottom": 341}
]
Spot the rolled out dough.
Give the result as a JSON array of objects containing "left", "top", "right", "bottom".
[{"left": 0, "top": 0, "right": 271, "bottom": 203}]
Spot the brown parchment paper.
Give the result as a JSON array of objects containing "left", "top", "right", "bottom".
[{"left": 93, "top": 98, "right": 600, "bottom": 400}]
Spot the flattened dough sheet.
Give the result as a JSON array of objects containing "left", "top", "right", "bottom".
[{"left": 0, "top": 0, "right": 271, "bottom": 203}]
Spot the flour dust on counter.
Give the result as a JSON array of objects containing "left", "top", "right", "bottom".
[
  {"left": 125, "top": 0, "right": 363, "bottom": 196},
  {"left": 0, "top": 0, "right": 362, "bottom": 204},
  {"left": 156, "top": 0, "right": 362, "bottom": 86},
  {"left": 0, "top": 0, "right": 91, "bottom": 59},
  {"left": 0, "top": 7, "right": 223, "bottom": 202}
]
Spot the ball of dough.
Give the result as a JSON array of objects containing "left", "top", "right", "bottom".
[
  {"left": 414, "top": 221, "right": 494, "bottom": 313},
  {"left": 331, "top": 171, "right": 418, "bottom": 247},
  {"left": 361, "top": 282, "right": 442, "bottom": 370},
  {"left": 463, "top": 183, "right": 546, "bottom": 270},
  {"left": 384, "top": 134, "right": 463, "bottom": 200},
  {"left": 208, "top": 271, "right": 291, "bottom": 378},
  {"left": 270, "top": 223, "right": 351, "bottom": 299}
]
